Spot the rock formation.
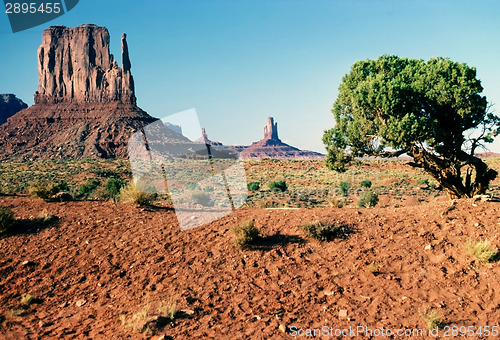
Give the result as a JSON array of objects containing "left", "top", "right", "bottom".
[
  {"left": 0, "top": 94, "right": 27, "bottom": 125},
  {"left": 263, "top": 117, "right": 279, "bottom": 141},
  {"left": 240, "top": 117, "right": 324, "bottom": 159},
  {"left": 195, "top": 128, "right": 223, "bottom": 146},
  {"left": 34, "top": 24, "right": 136, "bottom": 105},
  {"left": 0, "top": 24, "right": 160, "bottom": 161}
]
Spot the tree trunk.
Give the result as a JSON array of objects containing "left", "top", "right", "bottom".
[{"left": 408, "top": 146, "right": 497, "bottom": 198}]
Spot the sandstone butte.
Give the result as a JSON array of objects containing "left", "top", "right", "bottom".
[
  {"left": 0, "top": 24, "right": 323, "bottom": 161},
  {"left": 0, "top": 24, "right": 158, "bottom": 161}
]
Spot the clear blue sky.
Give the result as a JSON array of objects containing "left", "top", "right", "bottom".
[{"left": 1, "top": 0, "right": 500, "bottom": 153}]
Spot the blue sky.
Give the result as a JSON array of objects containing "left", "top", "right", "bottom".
[{"left": 1, "top": 0, "right": 500, "bottom": 153}]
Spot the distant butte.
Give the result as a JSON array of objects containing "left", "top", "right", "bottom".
[
  {"left": 240, "top": 117, "right": 324, "bottom": 159},
  {"left": 200, "top": 117, "right": 324, "bottom": 160}
]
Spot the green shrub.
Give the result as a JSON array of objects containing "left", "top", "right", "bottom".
[
  {"left": 358, "top": 190, "right": 379, "bottom": 208},
  {"left": 247, "top": 181, "right": 260, "bottom": 192},
  {"left": 360, "top": 180, "right": 372, "bottom": 188},
  {"left": 466, "top": 239, "right": 497, "bottom": 262},
  {"left": 416, "top": 178, "right": 429, "bottom": 186},
  {"left": 79, "top": 179, "right": 101, "bottom": 198},
  {"left": 300, "top": 220, "right": 345, "bottom": 241},
  {"left": 55, "top": 181, "right": 70, "bottom": 192},
  {"left": 120, "top": 182, "right": 156, "bottom": 206},
  {"left": 0, "top": 206, "right": 15, "bottom": 235},
  {"left": 269, "top": 180, "right": 287, "bottom": 192},
  {"left": 105, "top": 178, "right": 127, "bottom": 202},
  {"left": 231, "top": 220, "right": 259, "bottom": 250},
  {"left": 338, "top": 181, "right": 350, "bottom": 197}
]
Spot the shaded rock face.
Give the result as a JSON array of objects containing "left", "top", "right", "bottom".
[
  {"left": 263, "top": 117, "right": 279, "bottom": 141},
  {"left": 34, "top": 24, "right": 135, "bottom": 105},
  {"left": 0, "top": 94, "right": 27, "bottom": 125},
  {"left": 0, "top": 24, "right": 160, "bottom": 161}
]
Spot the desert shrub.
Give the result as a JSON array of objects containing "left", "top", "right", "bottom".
[
  {"left": 78, "top": 179, "right": 100, "bottom": 197},
  {"left": 231, "top": 220, "right": 259, "bottom": 250},
  {"left": 55, "top": 181, "right": 70, "bottom": 192},
  {"left": 178, "top": 191, "right": 214, "bottom": 207},
  {"left": 300, "top": 220, "right": 345, "bottom": 241},
  {"left": 120, "top": 182, "right": 155, "bottom": 206},
  {"left": 421, "top": 308, "right": 444, "bottom": 330},
  {"left": 360, "top": 180, "right": 372, "bottom": 188},
  {"left": 94, "top": 168, "right": 118, "bottom": 178},
  {"left": 366, "top": 261, "right": 381, "bottom": 275},
  {"left": 416, "top": 178, "right": 430, "bottom": 186},
  {"left": 247, "top": 181, "right": 260, "bottom": 192},
  {"left": 120, "top": 301, "right": 176, "bottom": 335},
  {"left": 28, "top": 181, "right": 57, "bottom": 199},
  {"left": 466, "top": 239, "right": 497, "bottom": 262},
  {"left": 358, "top": 190, "right": 379, "bottom": 208},
  {"left": 105, "top": 178, "right": 127, "bottom": 202},
  {"left": 20, "top": 294, "right": 34, "bottom": 306},
  {"left": 0, "top": 206, "right": 15, "bottom": 235},
  {"left": 338, "top": 181, "right": 350, "bottom": 197},
  {"left": 269, "top": 180, "right": 287, "bottom": 192}
]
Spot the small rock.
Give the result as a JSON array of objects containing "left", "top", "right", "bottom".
[
  {"left": 339, "top": 309, "right": 348, "bottom": 318},
  {"left": 75, "top": 299, "right": 87, "bottom": 307},
  {"left": 279, "top": 324, "right": 287, "bottom": 333},
  {"left": 179, "top": 309, "right": 195, "bottom": 316},
  {"left": 59, "top": 301, "right": 68, "bottom": 308},
  {"left": 424, "top": 244, "right": 432, "bottom": 250}
]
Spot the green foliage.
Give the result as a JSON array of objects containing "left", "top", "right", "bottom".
[
  {"left": 247, "top": 181, "right": 260, "bottom": 192},
  {"left": 323, "top": 55, "right": 500, "bottom": 197},
  {"left": 466, "top": 239, "right": 497, "bottom": 262},
  {"left": 0, "top": 206, "right": 15, "bottom": 235},
  {"left": 416, "top": 178, "right": 429, "bottom": 186},
  {"left": 55, "top": 181, "right": 70, "bottom": 192},
  {"left": 105, "top": 178, "right": 127, "bottom": 202},
  {"left": 360, "top": 180, "right": 372, "bottom": 188},
  {"left": 231, "top": 220, "right": 259, "bottom": 250},
  {"left": 269, "top": 180, "right": 287, "bottom": 192},
  {"left": 358, "top": 190, "right": 379, "bottom": 208},
  {"left": 78, "top": 179, "right": 101, "bottom": 198},
  {"left": 338, "top": 181, "right": 350, "bottom": 197},
  {"left": 300, "top": 220, "right": 345, "bottom": 241}
]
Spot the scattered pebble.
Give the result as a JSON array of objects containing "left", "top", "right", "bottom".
[
  {"left": 75, "top": 299, "right": 87, "bottom": 307},
  {"left": 339, "top": 310, "right": 348, "bottom": 318}
]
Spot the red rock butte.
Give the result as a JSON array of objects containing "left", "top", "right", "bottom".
[
  {"left": 0, "top": 24, "right": 158, "bottom": 161},
  {"left": 239, "top": 117, "right": 324, "bottom": 159}
]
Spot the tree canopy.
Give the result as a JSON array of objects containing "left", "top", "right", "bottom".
[{"left": 323, "top": 55, "right": 500, "bottom": 198}]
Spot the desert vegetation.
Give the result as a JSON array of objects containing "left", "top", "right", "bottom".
[{"left": 323, "top": 55, "right": 500, "bottom": 198}]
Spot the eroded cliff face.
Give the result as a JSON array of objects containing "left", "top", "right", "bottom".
[
  {"left": 0, "top": 24, "right": 159, "bottom": 161},
  {"left": 34, "top": 24, "right": 135, "bottom": 105}
]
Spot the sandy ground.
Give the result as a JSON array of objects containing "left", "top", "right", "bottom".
[{"left": 0, "top": 196, "right": 499, "bottom": 339}]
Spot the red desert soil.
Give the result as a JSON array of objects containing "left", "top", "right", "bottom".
[{"left": 0, "top": 196, "right": 499, "bottom": 339}]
